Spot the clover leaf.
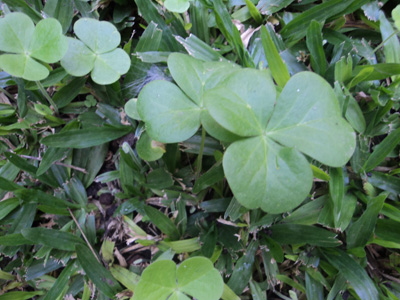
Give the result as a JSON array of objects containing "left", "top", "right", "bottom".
[
  {"left": 0, "top": 12, "right": 68, "bottom": 81},
  {"left": 205, "top": 71, "right": 356, "bottom": 213},
  {"left": 60, "top": 18, "right": 130, "bottom": 85},
  {"left": 136, "top": 54, "right": 356, "bottom": 213},
  {"left": 133, "top": 257, "right": 224, "bottom": 300}
]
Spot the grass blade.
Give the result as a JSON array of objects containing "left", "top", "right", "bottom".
[
  {"left": 363, "top": 128, "right": 400, "bottom": 172},
  {"left": 261, "top": 25, "right": 290, "bottom": 87},
  {"left": 41, "top": 126, "right": 131, "bottom": 148},
  {"left": 21, "top": 228, "right": 85, "bottom": 251},
  {"left": 321, "top": 248, "right": 379, "bottom": 300},
  {"left": 76, "top": 244, "right": 122, "bottom": 298}
]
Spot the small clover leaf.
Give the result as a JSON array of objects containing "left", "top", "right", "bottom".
[
  {"left": 60, "top": 18, "right": 130, "bottom": 85},
  {"left": 133, "top": 257, "right": 224, "bottom": 300},
  {"left": 164, "top": 0, "right": 191, "bottom": 13},
  {"left": 0, "top": 12, "right": 68, "bottom": 81}
]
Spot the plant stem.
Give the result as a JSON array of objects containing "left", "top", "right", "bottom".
[
  {"left": 17, "top": 154, "right": 88, "bottom": 174},
  {"left": 36, "top": 81, "right": 58, "bottom": 113},
  {"left": 195, "top": 127, "right": 206, "bottom": 179},
  {"left": 0, "top": 86, "right": 14, "bottom": 100}
]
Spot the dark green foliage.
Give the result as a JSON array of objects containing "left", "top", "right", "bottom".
[{"left": 0, "top": 1, "right": 399, "bottom": 299}]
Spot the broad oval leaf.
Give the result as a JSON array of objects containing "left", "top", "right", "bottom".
[
  {"left": 91, "top": 48, "right": 131, "bottom": 85},
  {"left": 266, "top": 72, "right": 356, "bottom": 167},
  {"left": 201, "top": 110, "right": 242, "bottom": 142},
  {"left": 133, "top": 257, "right": 224, "bottom": 300},
  {"left": 168, "top": 53, "right": 205, "bottom": 106},
  {"left": 29, "top": 18, "right": 68, "bottom": 63},
  {"left": 124, "top": 98, "right": 141, "bottom": 120},
  {"left": 223, "top": 136, "right": 313, "bottom": 213},
  {"left": 61, "top": 38, "right": 96, "bottom": 76},
  {"left": 137, "top": 131, "right": 166, "bottom": 161},
  {"left": 74, "top": 18, "right": 120, "bottom": 53},
  {"left": 137, "top": 80, "right": 201, "bottom": 143},
  {"left": 0, "top": 12, "right": 34, "bottom": 53},
  {"left": 204, "top": 68, "right": 276, "bottom": 137},
  {"left": 205, "top": 88, "right": 263, "bottom": 137},
  {"left": 164, "top": 0, "right": 190, "bottom": 13},
  {"left": 218, "top": 68, "right": 276, "bottom": 129},
  {"left": 167, "top": 53, "right": 238, "bottom": 106}
]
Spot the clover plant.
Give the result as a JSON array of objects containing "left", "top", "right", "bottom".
[
  {"left": 61, "top": 18, "right": 130, "bottom": 85},
  {"left": 133, "top": 257, "right": 224, "bottom": 300},
  {"left": 0, "top": 12, "right": 67, "bottom": 81},
  {"left": 132, "top": 54, "right": 356, "bottom": 213}
]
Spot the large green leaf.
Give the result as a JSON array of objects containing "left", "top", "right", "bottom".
[
  {"left": 266, "top": 72, "right": 355, "bottom": 167},
  {"left": 133, "top": 257, "right": 224, "bottom": 300},
  {"left": 61, "top": 18, "right": 130, "bottom": 84},
  {"left": 0, "top": 13, "right": 67, "bottom": 80},
  {"left": 223, "top": 136, "right": 312, "bottom": 213},
  {"left": 137, "top": 80, "right": 201, "bottom": 143}
]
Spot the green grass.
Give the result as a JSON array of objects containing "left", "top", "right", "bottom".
[{"left": 0, "top": 0, "right": 399, "bottom": 299}]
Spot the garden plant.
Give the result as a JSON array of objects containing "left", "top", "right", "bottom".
[{"left": 0, "top": 0, "right": 399, "bottom": 300}]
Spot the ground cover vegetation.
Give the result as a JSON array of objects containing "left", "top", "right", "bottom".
[{"left": 0, "top": 0, "right": 399, "bottom": 299}]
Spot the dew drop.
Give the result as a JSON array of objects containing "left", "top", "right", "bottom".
[{"left": 296, "top": 89, "right": 300, "bottom": 92}]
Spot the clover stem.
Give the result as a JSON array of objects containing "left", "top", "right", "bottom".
[
  {"left": 0, "top": 86, "right": 14, "bottom": 100},
  {"left": 195, "top": 126, "right": 206, "bottom": 179},
  {"left": 36, "top": 81, "right": 58, "bottom": 113}
]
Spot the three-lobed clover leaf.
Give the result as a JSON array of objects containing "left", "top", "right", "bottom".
[
  {"left": 133, "top": 257, "right": 224, "bottom": 300},
  {"left": 0, "top": 12, "right": 68, "bottom": 81},
  {"left": 205, "top": 71, "right": 356, "bottom": 213},
  {"left": 136, "top": 54, "right": 356, "bottom": 213},
  {"left": 60, "top": 18, "right": 130, "bottom": 85}
]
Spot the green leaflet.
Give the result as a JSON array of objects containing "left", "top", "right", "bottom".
[
  {"left": 137, "top": 80, "right": 202, "bottom": 143},
  {"left": 164, "top": 0, "right": 190, "bottom": 13},
  {"left": 133, "top": 257, "right": 224, "bottom": 300},
  {"left": 222, "top": 136, "right": 312, "bottom": 213}
]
